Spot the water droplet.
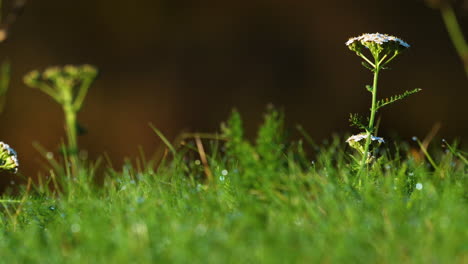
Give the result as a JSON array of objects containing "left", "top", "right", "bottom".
[
  {"left": 131, "top": 222, "right": 148, "bottom": 237},
  {"left": 408, "top": 172, "right": 414, "bottom": 176},
  {"left": 219, "top": 176, "right": 225, "bottom": 181},
  {"left": 46, "top": 152, "right": 54, "bottom": 159},
  {"left": 196, "top": 184, "right": 203, "bottom": 191},
  {"left": 221, "top": 169, "right": 228, "bottom": 176},
  {"left": 137, "top": 197, "right": 145, "bottom": 204},
  {"left": 195, "top": 224, "right": 207, "bottom": 236},
  {"left": 415, "top": 183, "right": 423, "bottom": 190},
  {"left": 412, "top": 136, "right": 418, "bottom": 142},
  {"left": 294, "top": 217, "right": 304, "bottom": 226},
  {"left": 194, "top": 160, "right": 201, "bottom": 166},
  {"left": 49, "top": 206, "right": 56, "bottom": 211},
  {"left": 71, "top": 223, "right": 81, "bottom": 233}
]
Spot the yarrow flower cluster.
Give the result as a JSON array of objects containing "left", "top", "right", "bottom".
[
  {"left": 24, "top": 65, "right": 98, "bottom": 172},
  {"left": 346, "top": 33, "right": 410, "bottom": 69},
  {"left": 0, "top": 141, "right": 19, "bottom": 173},
  {"left": 346, "top": 133, "right": 385, "bottom": 144},
  {"left": 346, "top": 133, "right": 384, "bottom": 157},
  {"left": 346, "top": 33, "right": 410, "bottom": 48}
]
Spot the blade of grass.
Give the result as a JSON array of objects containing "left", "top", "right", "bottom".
[{"left": 149, "top": 123, "right": 176, "bottom": 157}]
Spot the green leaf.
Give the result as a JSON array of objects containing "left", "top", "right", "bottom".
[
  {"left": 349, "top": 113, "right": 368, "bottom": 130},
  {"left": 376, "top": 88, "right": 422, "bottom": 111},
  {"left": 365, "top": 85, "right": 373, "bottom": 92},
  {"left": 361, "top": 61, "right": 374, "bottom": 71}
]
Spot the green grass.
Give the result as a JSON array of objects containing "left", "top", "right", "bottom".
[{"left": 0, "top": 109, "right": 467, "bottom": 264}]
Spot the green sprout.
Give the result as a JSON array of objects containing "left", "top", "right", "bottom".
[
  {"left": 0, "top": 141, "right": 18, "bottom": 173},
  {"left": 23, "top": 65, "right": 98, "bottom": 171},
  {"left": 345, "top": 33, "right": 422, "bottom": 179}
]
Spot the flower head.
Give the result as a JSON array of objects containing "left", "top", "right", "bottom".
[
  {"left": 346, "top": 133, "right": 385, "bottom": 144},
  {"left": 346, "top": 33, "right": 409, "bottom": 48},
  {"left": 0, "top": 141, "right": 19, "bottom": 173},
  {"left": 346, "top": 33, "right": 410, "bottom": 67},
  {"left": 346, "top": 133, "right": 384, "bottom": 156}
]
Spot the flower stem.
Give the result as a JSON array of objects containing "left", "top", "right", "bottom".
[
  {"left": 357, "top": 63, "right": 380, "bottom": 182},
  {"left": 0, "top": 199, "right": 20, "bottom": 203},
  {"left": 63, "top": 103, "right": 79, "bottom": 173}
]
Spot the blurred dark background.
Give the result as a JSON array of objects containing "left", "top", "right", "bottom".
[{"left": 0, "top": 0, "right": 467, "bottom": 181}]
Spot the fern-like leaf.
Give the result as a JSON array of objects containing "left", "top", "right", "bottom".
[
  {"left": 376, "top": 88, "right": 422, "bottom": 110},
  {"left": 349, "top": 113, "right": 368, "bottom": 130}
]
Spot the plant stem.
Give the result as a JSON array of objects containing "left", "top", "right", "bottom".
[
  {"left": 440, "top": 5, "right": 468, "bottom": 78},
  {"left": 358, "top": 64, "right": 380, "bottom": 181},
  {"left": 0, "top": 199, "right": 20, "bottom": 203},
  {"left": 64, "top": 104, "right": 78, "bottom": 172}
]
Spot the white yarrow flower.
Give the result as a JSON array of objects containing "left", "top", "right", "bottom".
[
  {"left": 346, "top": 33, "right": 410, "bottom": 48},
  {"left": 0, "top": 141, "right": 19, "bottom": 173},
  {"left": 346, "top": 133, "right": 385, "bottom": 144}
]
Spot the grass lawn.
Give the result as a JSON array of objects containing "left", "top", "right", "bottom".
[{"left": 0, "top": 109, "right": 466, "bottom": 263}]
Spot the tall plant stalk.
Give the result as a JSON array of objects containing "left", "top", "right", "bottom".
[
  {"left": 24, "top": 65, "right": 98, "bottom": 174},
  {"left": 358, "top": 63, "right": 381, "bottom": 177},
  {"left": 440, "top": 5, "right": 468, "bottom": 78},
  {"left": 345, "top": 33, "right": 421, "bottom": 184}
]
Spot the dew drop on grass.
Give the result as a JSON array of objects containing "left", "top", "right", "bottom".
[
  {"left": 71, "top": 223, "right": 81, "bottom": 233},
  {"left": 415, "top": 183, "right": 423, "bottom": 190},
  {"left": 195, "top": 224, "right": 207, "bottom": 236},
  {"left": 294, "top": 217, "right": 304, "bottom": 227},
  {"left": 221, "top": 169, "right": 228, "bottom": 176},
  {"left": 194, "top": 160, "right": 201, "bottom": 166},
  {"left": 46, "top": 152, "right": 54, "bottom": 160},
  {"left": 196, "top": 184, "right": 203, "bottom": 192},
  {"left": 412, "top": 136, "right": 418, "bottom": 142},
  {"left": 408, "top": 172, "right": 414, "bottom": 176},
  {"left": 131, "top": 222, "right": 148, "bottom": 237},
  {"left": 49, "top": 206, "right": 56, "bottom": 211},
  {"left": 219, "top": 176, "right": 225, "bottom": 182},
  {"left": 137, "top": 197, "right": 145, "bottom": 204}
]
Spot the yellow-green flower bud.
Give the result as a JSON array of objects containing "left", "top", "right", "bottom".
[
  {"left": 23, "top": 70, "right": 41, "bottom": 87},
  {"left": 64, "top": 65, "right": 79, "bottom": 77},
  {"left": 43, "top": 66, "right": 61, "bottom": 80}
]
